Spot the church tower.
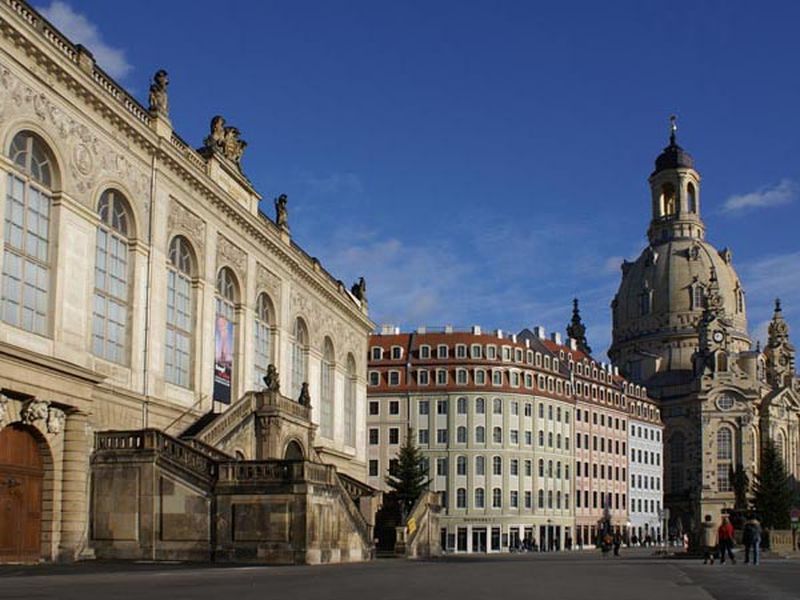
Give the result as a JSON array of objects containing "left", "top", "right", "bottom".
[{"left": 607, "top": 119, "right": 800, "bottom": 538}]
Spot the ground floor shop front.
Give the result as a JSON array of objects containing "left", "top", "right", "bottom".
[{"left": 440, "top": 518, "right": 573, "bottom": 553}]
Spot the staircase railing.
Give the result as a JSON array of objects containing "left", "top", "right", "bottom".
[{"left": 193, "top": 392, "right": 258, "bottom": 447}]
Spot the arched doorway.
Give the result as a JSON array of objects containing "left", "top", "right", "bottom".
[
  {"left": 284, "top": 440, "right": 304, "bottom": 461},
  {"left": 0, "top": 425, "right": 44, "bottom": 563}
]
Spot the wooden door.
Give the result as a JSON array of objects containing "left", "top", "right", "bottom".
[{"left": 0, "top": 425, "right": 44, "bottom": 563}]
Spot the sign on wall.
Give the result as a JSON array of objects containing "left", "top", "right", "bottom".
[{"left": 214, "top": 315, "right": 233, "bottom": 404}]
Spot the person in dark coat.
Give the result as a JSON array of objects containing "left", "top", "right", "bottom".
[{"left": 743, "top": 515, "right": 762, "bottom": 565}]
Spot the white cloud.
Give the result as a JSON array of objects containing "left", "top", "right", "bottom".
[
  {"left": 300, "top": 172, "right": 364, "bottom": 196},
  {"left": 722, "top": 179, "right": 797, "bottom": 214},
  {"left": 37, "top": 1, "right": 131, "bottom": 80},
  {"left": 738, "top": 251, "right": 800, "bottom": 346}
]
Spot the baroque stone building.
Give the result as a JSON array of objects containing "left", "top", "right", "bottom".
[
  {"left": 0, "top": 1, "right": 374, "bottom": 564},
  {"left": 608, "top": 121, "right": 800, "bottom": 534}
]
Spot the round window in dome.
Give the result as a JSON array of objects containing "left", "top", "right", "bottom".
[{"left": 716, "top": 395, "right": 734, "bottom": 411}]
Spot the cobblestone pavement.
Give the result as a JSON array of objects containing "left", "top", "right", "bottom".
[{"left": 1, "top": 550, "right": 798, "bottom": 600}]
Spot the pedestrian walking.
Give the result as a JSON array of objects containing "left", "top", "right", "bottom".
[
  {"left": 717, "top": 516, "right": 736, "bottom": 564},
  {"left": 743, "top": 515, "right": 762, "bottom": 565},
  {"left": 701, "top": 515, "right": 717, "bottom": 565},
  {"left": 613, "top": 532, "right": 622, "bottom": 556}
]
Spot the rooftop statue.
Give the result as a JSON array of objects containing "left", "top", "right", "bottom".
[
  {"left": 148, "top": 69, "right": 169, "bottom": 117},
  {"left": 203, "top": 115, "right": 247, "bottom": 170},
  {"left": 275, "top": 194, "right": 289, "bottom": 230}
]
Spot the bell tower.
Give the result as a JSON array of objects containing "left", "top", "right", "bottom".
[
  {"left": 647, "top": 116, "right": 705, "bottom": 245},
  {"left": 764, "top": 298, "right": 796, "bottom": 388}
]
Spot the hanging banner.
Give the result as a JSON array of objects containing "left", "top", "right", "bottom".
[{"left": 214, "top": 314, "right": 233, "bottom": 404}]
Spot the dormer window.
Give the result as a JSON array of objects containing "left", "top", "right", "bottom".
[
  {"left": 371, "top": 347, "right": 383, "bottom": 361},
  {"left": 437, "top": 344, "right": 448, "bottom": 359},
  {"left": 486, "top": 345, "right": 497, "bottom": 359},
  {"left": 391, "top": 345, "right": 403, "bottom": 360},
  {"left": 419, "top": 345, "right": 431, "bottom": 359},
  {"left": 470, "top": 344, "right": 482, "bottom": 359},
  {"left": 456, "top": 344, "right": 467, "bottom": 359}
]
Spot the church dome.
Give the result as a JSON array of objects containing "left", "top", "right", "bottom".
[
  {"left": 654, "top": 140, "right": 694, "bottom": 174},
  {"left": 609, "top": 237, "right": 750, "bottom": 378}
]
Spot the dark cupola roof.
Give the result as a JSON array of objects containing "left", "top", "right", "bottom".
[{"left": 653, "top": 115, "right": 694, "bottom": 174}]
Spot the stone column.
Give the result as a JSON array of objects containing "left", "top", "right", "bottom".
[{"left": 58, "top": 411, "right": 90, "bottom": 561}]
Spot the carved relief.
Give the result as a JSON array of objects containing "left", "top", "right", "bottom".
[
  {"left": 256, "top": 263, "right": 282, "bottom": 301},
  {"left": 216, "top": 234, "right": 247, "bottom": 284},
  {"left": 20, "top": 399, "right": 50, "bottom": 426},
  {"left": 0, "top": 62, "right": 150, "bottom": 204},
  {"left": 168, "top": 200, "right": 206, "bottom": 255},
  {"left": 47, "top": 407, "right": 66, "bottom": 435},
  {"left": 0, "top": 394, "right": 8, "bottom": 427}
]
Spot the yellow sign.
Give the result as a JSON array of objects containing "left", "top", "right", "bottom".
[{"left": 407, "top": 517, "right": 417, "bottom": 535}]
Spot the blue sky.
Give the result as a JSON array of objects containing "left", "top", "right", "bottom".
[{"left": 40, "top": 1, "right": 800, "bottom": 357}]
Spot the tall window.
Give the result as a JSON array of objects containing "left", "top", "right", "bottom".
[
  {"left": 717, "top": 428, "right": 733, "bottom": 461},
  {"left": 344, "top": 354, "right": 357, "bottom": 445},
  {"left": 687, "top": 182, "right": 697, "bottom": 213},
  {"left": 165, "top": 236, "right": 194, "bottom": 387},
  {"left": 291, "top": 317, "right": 309, "bottom": 399},
  {"left": 2, "top": 131, "right": 56, "bottom": 335},
  {"left": 253, "top": 293, "right": 273, "bottom": 388},
  {"left": 215, "top": 267, "right": 238, "bottom": 399},
  {"left": 92, "top": 189, "right": 131, "bottom": 363},
  {"left": 320, "top": 337, "right": 335, "bottom": 438}
]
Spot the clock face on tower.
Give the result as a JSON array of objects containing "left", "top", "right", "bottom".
[{"left": 712, "top": 331, "right": 724, "bottom": 343}]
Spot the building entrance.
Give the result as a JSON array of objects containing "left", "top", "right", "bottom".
[
  {"left": 471, "top": 527, "right": 487, "bottom": 552},
  {"left": 0, "top": 425, "right": 44, "bottom": 563}
]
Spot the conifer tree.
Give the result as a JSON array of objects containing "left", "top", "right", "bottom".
[
  {"left": 730, "top": 464, "right": 749, "bottom": 510},
  {"left": 385, "top": 427, "right": 430, "bottom": 517},
  {"left": 753, "top": 441, "right": 794, "bottom": 529}
]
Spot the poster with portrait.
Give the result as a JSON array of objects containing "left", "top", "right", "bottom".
[{"left": 214, "top": 314, "right": 233, "bottom": 404}]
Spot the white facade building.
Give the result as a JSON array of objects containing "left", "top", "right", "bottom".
[{"left": 628, "top": 399, "right": 664, "bottom": 543}]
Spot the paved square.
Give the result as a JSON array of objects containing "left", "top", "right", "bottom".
[{"left": 1, "top": 551, "right": 798, "bottom": 600}]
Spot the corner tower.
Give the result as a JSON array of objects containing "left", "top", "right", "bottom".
[{"left": 608, "top": 118, "right": 750, "bottom": 388}]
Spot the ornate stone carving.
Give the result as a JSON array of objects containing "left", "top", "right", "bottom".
[
  {"left": 274, "top": 194, "right": 289, "bottom": 230},
  {"left": 148, "top": 69, "right": 169, "bottom": 117},
  {"left": 350, "top": 277, "right": 367, "bottom": 304},
  {"left": 263, "top": 365, "right": 280, "bottom": 392},
  {"left": 47, "top": 407, "right": 66, "bottom": 434},
  {"left": 20, "top": 399, "right": 50, "bottom": 426},
  {"left": 256, "top": 263, "right": 282, "bottom": 298},
  {"left": 0, "top": 62, "right": 150, "bottom": 202},
  {"left": 216, "top": 234, "right": 246, "bottom": 280},
  {"left": 168, "top": 201, "right": 206, "bottom": 252},
  {"left": 203, "top": 116, "right": 247, "bottom": 169},
  {"left": 298, "top": 382, "right": 311, "bottom": 406},
  {"left": 0, "top": 394, "right": 8, "bottom": 427}
]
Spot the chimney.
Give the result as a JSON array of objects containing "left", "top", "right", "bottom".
[
  {"left": 551, "top": 332, "right": 562, "bottom": 345},
  {"left": 533, "top": 326, "right": 546, "bottom": 340},
  {"left": 510, "top": 334, "right": 517, "bottom": 343},
  {"left": 496, "top": 329, "right": 504, "bottom": 338},
  {"left": 445, "top": 325, "right": 454, "bottom": 334},
  {"left": 613, "top": 366, "right": 619, "bottom": 376},
  {"left": 394, "top": 326, "right": 401, "bottom": 335},
  {"left": 380, "top": 324, "right": 396, "bottom": 335},
  {"left": 416, "top": 326, "right": 427, "bottom": 334},
  {"left": 472, "top": 325, "right": 482, "bottom": 335},
  {"left": 568, "top": 337, "right": 577, "bottom": 351},
  {"left": 525, "top": 339, "right": 531, "bottom": 348}
]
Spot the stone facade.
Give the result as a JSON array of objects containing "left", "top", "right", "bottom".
[
  {"left": 0, "top": 1, "right": 372, "bottom": 563},
  {"left": 609, "top": 124, "right": 800, "bottom": 535}
]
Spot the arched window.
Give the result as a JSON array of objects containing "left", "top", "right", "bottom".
[
  {"left": 475, "top": 397, "right": 485, "bottom": 414},
  {"left": 492, "top": 487, "right": 502, "bottom": 508},
  {"left": 475, "top": 455, "right": 485, "bottom": 475},
  {"left": 2, "top": 131, "right": 57, "bottom": 335},
  {"left": 493, "top": 398, "right": 502, "bottom": 414},
  {"left": 291, "top": 317, "right": 309, "bottom": 399},
  {"left": 475, "top": 487, "right": 485, "bottom": 508},
  {"left": 344, "top": 354, "right": 357, "bottom": 445},
  {"left": 493, "top": 426, "right": 502, "bottom": 443},
  {"left": 717, "top": 427, "right": 733, "bottom": 460},
  {"left": 457, "top": 455, "right": 467, "bottom": 475},
  {"left": 691, "top": 285, "right": 705, "bottom": 311},
  {"left": 456, "top": 488, "right": 466, "bottom": 508},
  {"left": 538, "top": 489, "right": 544, "bottom": 508},
  {"left": 547, "top": 490, "right": 553, "bottom": 509},
  {"left": 92, "top": 189, "right": 132, "bottom": 363},
  {"left": 475, "top": 426, "right": 485, "bottom": 443},
  {"left": 320, "top": 337, "right": 335, "bottom": 439},
  {"left": 253, "top": 293, "right": 273, "bottom": 388},
  {"left": 214, "top": 267, "right": 238, "bottom": 401},
  {"left": 493, "top": 456, "right": 502, "bottom": 475},
  {"left": 687, "top": 182, "right": 697, "bottom": 213},
  {"left": 661, "top": 182, "right": 676, "bottom": 216},
  {"left": 538, "top": 458, "right": 544, "bottom": 477},
  {"left": 165, "top": 236, "right": 194, "bottom": 387},
  {"left": 457, "top": 426, "right": 467, "bottom": 443}
]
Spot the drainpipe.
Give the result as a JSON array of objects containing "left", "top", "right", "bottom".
[{"left": 142, "top": 151, "right": 158, "bottom": 428}]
